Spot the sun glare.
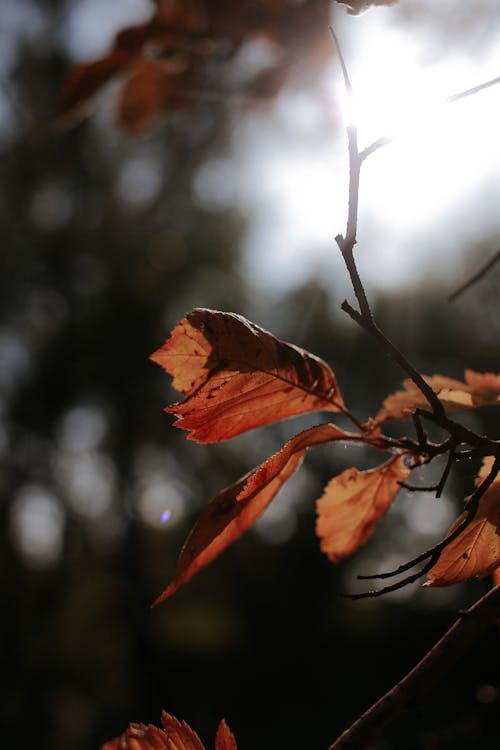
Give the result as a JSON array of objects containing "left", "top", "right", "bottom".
[
  {"left": 334, "top": 15, "right": 500, "bottom": 251},
  {"left": 239, "top": 11, "right": 500, "bottom": 292},
  {"left": 347, "top": 31, "right": 434, "bottom": 144}
]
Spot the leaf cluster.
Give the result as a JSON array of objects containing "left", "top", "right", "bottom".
[
  {"left": 150, "top": 307, "right": 500, "bottom": 604},
  {"left": 59, "top": 0, "right": 333, "bottom": 133}
]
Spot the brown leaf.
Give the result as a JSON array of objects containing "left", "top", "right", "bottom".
[
  {"left": 59, "top": 50, "right": 133, "bottom": 122},
  {"left": 101, "top": 722, "right": 170, "bottom": 750},
  {"left": 151, "top": 308, "right": 345, "bottom": 442},
  {"left": 426, "top": 459, "right": 500, "bottom": 586},
  {"left": 153, "top": 423, "right": 367, "bottom": 605},
  {"left": 215, "top": 720, "right": 238, "bottom": 750},
  {"left": 117, "top": 59, "right": 169, "bottom": 133},
  {"left": 464, "top": 369, "right": 500, "bottom": 407},
  {"left": 59, "top": 2, "right": 203, "bottom": 125},
  {"left": 161, "top": 713, "right": 205, "bottom": 750},
  {"left": 102, "top": 712, "right": 237, "bottom": 750},
  {"left": 375, "top": 371, "right": 500, "bottom": 422},
  {"left": 117, "top": 58, "right": 197, "bottom": 132},
  {"left": 59, "top": 0, "right": 332, "bottom": 131},
  {"left": 316, "top": 455, "right": 410, "bottom": 562}
]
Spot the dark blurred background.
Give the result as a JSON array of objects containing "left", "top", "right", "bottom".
[{"left": 1, "top": 1, "right": 499, "bottom": 748}]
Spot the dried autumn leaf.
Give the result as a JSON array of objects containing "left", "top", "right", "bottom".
[
  {"left": 102, "top": 722, "right": 169, "bottom": 750},
  {"left": 151, "top": 308, "right": 345, "bottom": 443},
  {"left": 215, "top": 720, "right": 237, "bottom": 750},
  {"left": 316, "top": 455, "right": 410, "bottom": 562},
  {"left": 59, "top": 51, "right": 133, "bottom": 123},
  {"left": 153, "top": 423, "right": 369, "bottom": 605},
  {"left": 117, "top": 58, "right": 193, "bottom": 133},
  {"left": 426, "top": 459, "right": 500, "bottom": 586},
  {"left": 433, "top": 370, "right": 500, "bottom": 412},
  {"left": 59, "top": 0, "right": 332, "bottom": 132},
  {"left": 161, "top": 712, "right": 205, "bottom": 750},
  {"left": 375, "top": 370, "right": 500, "bottom": 422},
  {"left": 464, "top": 369, "right": 500, "bottom": 407},
  {"left": 375, "top": 375, "right": 465, "bottom": 422},
  {"left": 102, "top": 712, "right": 236, "bottom": 750}
]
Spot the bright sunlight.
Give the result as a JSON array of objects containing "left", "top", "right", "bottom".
[{"left": 230, "top": 8, "right": 500, "bottom": 292}]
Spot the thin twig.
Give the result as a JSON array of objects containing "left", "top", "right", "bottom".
[
  {"left": 359, "top": 134, "right": 391, "bottom": 162},
  {"left": 349, "top": 558, "right": 437, "bottom": 600},
  {"left": 327, "top": 584, "right": 500, "bottom": 749},
  {"left": 360, "top": 73, "right": 500, "bottom": 161},
  {"left": 329, "top": 27, "right": 371, "bottom": 321},
  {"left": 341, "top": 301, "right": 447, "bottom": 421},
  {"left": 412, "top": 412, "right": 427, "bottom": 450},
  {"left": 330, "top": 26, "right": 449, "bottom": 419},
  {"left": 331, "top": 32, "right": 459, "bottom": 435},
  {"left": 444, "top": 74, "right": 500, "bottom": 104},
  {"left": 329, "top": 26, "right": 353, "bottom": 101},
  {"left": 449, "top": 248, "right": 500, "bottom": 302},
  {"left": 435, "top": 448, "right": 455, "bottom": 497},
  {"left": 347, "top": 293, "right": 499, "bottom": 448},
  {"left": 413, "top": 407, "right": 492, "bottom": 451},
  {"left": 399, "top": 481, "right": 442, "bottom": 492},
  {"left": 398, "top": 446, "right": 454, "bottom": 495}
]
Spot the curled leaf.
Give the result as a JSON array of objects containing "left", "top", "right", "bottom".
[
  {"left": 316, "top": 455, "right": 410, "bottom": 562},
  {"left": 151, "top": 308, "right": 345, "bottom": 442},
  {"left": 426, "top": 459, "right": 500, "bottom": 586},
  {"left": 153, "top": 423, "right": 366, "bottom": 605},
  {"left": 375, "top": 370, "right": 500, "bottom": 422}
]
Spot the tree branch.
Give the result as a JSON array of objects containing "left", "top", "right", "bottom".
[
  {"left": 360, "top": 73, "right": 500, "bottom": 161},
  {"left": 449, "top": 248, "right": 500, "bottom": 302},
  {"left": 352, "top": 457, "right": 499, "bottom": 595},
  {"left": 340, "top": 301, "right": 448, "bottom": 420},
  {"left": 444, "top": 73, "right": 500, "bottom": 104},
  {"left": 331, "top": 29, "right": 499, "bottom": 449},
  {"left": 327, "top": 584, "right": 500, "bottom": 750},
  {"left": 329, "top": 29, "right": 454, "bottom": 423}
]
